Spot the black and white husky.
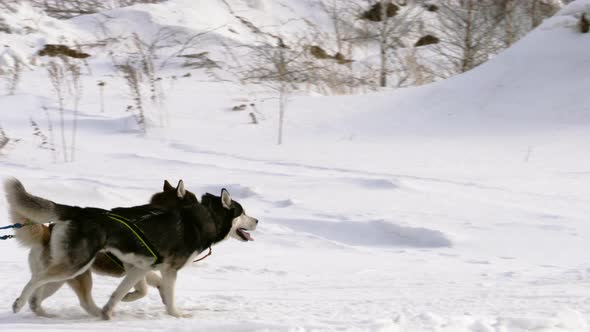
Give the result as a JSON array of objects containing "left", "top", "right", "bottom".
[
  {"left": 6, "top": 180, "right": 199, "bottom": 318},
  {"left": 4, "top": 178, "right": 257, "bottom": 319}
]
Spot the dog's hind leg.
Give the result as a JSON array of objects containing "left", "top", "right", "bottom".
[
  {"left": 29, "top": 281, "right": 64, "bottom": 317},
  {"left": 13, "top": 260, "right": 95, "bottom": 314},
  {"left": 67, "top": 270, "right": 102, "bottom": 317},
  {"left": 101, "top": 265, "right": 148, "bottom": 320},
  {"left": 13, "top": 264, "right": 66, "bottom": 313},
  {"left": 121, "top": 278, "right": 148, "bottom": 302}
]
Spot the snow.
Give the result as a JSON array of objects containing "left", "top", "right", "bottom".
[{"left": 1, "top": 0, "right": 590, "bottom": 331}]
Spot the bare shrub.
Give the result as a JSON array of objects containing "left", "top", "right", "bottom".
[
  {"left": 580, "top": 14, "right": 589, "bottom": 33},
  {"left": 178, "top": 52, "right": 219, "bottom": 69},
  {"left": 249, "top": 112, "right": 258, "bottom": 124},
  {"left": 42, "top": 106, "right": 57, "bottom": 162},
  {"left": 0, "top": 52, "right": 23, "bottom": 95},
  {"left": 116, "top": 62, "right": 145, "bottom": 132},
  {"left": 0, "top": 125, "right": 8, "bottom": 152},
  {"left": 373, "top": 1, "right": 422, "bottom": 87},
  {"left": 98, "top": 80, "right": 106, "bottom": 113},
  {"left": 47, "top": 60, "right": 68, "bottom": 162},
  {"left": 7, "top": 58, "right": 21, "bottom": 94},
  {"left": 25, "top": 0, "right": 167, "bottom": 19},
  {"left": 129, "top": 33, "right": 160, "bottom": 104},
  {"left": 399, "top": 48, "right": 434, "bottom": 86},
  {"left": 236, "top": 37, "right": 306, "bottom": 144},
  {"left": 0, "top": 14, "right": 10, "bottom": 33},
  {"left": 43, "top": 44, "right": 86, "bottom": 162},
  {"left": 432, "top": 0, "right": 562, "bottom": 77},
  {"left": 106, "top": 28, "right": 215, "bottom": 128},
  {"left": 66, "top": 61, "right": 82, "bottom": 161},
  {"left": 30, "top": 118, "right": 54, "bottom": 152}
]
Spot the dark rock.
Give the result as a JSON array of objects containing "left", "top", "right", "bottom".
[{"left": 415, "top": 34, "right": 439, "bottom": 47}]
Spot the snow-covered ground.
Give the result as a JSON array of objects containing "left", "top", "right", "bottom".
[{"left": 1, "top": 1, "right": 590, "bottom": 331}]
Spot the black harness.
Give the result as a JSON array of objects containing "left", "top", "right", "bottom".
[{"left": 105, "top": 211, "right": 163, "bottom": 266}]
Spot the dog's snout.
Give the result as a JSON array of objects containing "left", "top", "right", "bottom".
[{"left": 254, "top": 218, "right": 258, "bottom": 225}]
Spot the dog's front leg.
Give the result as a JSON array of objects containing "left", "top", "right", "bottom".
[
  {"left": 160, "top": 267, "right": 188, "bottom": 318},
  {"left": 101, "top": 266, "right": 148, "bottom": 320},
  {"left": 121, "top": 278, "right": 148, "bottom": 302}
]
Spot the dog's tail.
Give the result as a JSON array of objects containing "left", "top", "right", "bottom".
[{"left": 4, "top": 177, "right": 64, "bottom": 247}]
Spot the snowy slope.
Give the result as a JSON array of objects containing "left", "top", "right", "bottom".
[
  {"left": 284, "top": 2, "right": 590, "bottom": 138},
  {"left": 1, "top": 1, "right": 590, "bottom": 331}
]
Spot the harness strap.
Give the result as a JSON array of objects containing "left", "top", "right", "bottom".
[
  {"left": 193, "top": 246, "right": 212, "bottom": 263},
  {"left": 105, "top": 252, "right": 125, "bottom": 269},
  {"left": 105, "top": 212, "right": 163, "bottom": 266}
]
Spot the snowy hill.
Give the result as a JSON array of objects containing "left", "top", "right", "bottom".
[
  {"left": 285, "top": 2, "right": 590, "bottom": 138},
  {"left": 1, "top": 0, "right": 568, "bottom": 94},
  {"left": 1, "top": 0, "right": 590, "bottom": 331}
]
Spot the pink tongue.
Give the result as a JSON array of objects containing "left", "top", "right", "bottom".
[{"left": 240, "top": 229, "right": 254, "bottom": 241}]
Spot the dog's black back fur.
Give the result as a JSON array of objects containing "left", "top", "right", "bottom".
[{"left": 52, "top": 190, "right": 243, "bottom": 269}]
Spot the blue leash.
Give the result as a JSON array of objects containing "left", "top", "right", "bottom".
[
  {"left": 0, "top": 222, "right": 34, "bottom": 240},
  {"left": 0, "top": 222, "right": 30, "bottom": 230}
]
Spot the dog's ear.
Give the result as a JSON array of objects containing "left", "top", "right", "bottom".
[
  {"left": 177, "top": 180, "right": 186, "bottom": 198},
  {"left": 221, "top": 188, "right": 232, "bottom": 209},
  {"left": 163, "top": 180, "right": 174, "bottom": 191}
]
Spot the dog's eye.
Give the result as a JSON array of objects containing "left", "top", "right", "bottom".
[{"left": 233, "top": 205, "right": 243, "bottom": 218}]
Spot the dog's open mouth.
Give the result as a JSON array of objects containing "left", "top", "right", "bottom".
[{"left": 236, "top": 228, "right": 254, "bottom": 241}]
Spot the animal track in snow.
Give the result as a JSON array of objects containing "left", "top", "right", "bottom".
[{"left": 274, "top": 218, "right": 452, "bottom": 248}]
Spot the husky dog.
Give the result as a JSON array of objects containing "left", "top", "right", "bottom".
[
  {"left": 7, "top": 180, "right": 188, "bottom": 317},
  {"left": 5, "top": 178, "right": 257, "bottom": 319}
]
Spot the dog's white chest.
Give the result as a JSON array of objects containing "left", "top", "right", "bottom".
[{"left": 106, "top": 248, "right": 154, "bottom": 269}]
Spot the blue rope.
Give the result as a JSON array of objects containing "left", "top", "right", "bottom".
[
  {"left": 0, "top": 223, "right": 29, "bottom": 230},
  {"left": 0, "top": 222, "right": 35, "bottom": 240}
]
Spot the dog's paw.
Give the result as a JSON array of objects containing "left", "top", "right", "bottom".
[
  {"left": 85, "top": 305, "right": 103, "bottom": 318},
  {"left": 101, "top": 308, "right": 112, "bottom": 320},
  {"left": 30, "top": 305, "right": 56, "bottom": 318},
  {"left": 158, "top": 287, "right": 167, "bottom": 305},
  {"left": 167, "top": 309, "right": 191, "bottom": 318},
  {"left": 33, "top": 310, "right": 57, "bottom": 318},
  {"left": 12, "top": 298, "right": 25, "bottom": 313}
]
